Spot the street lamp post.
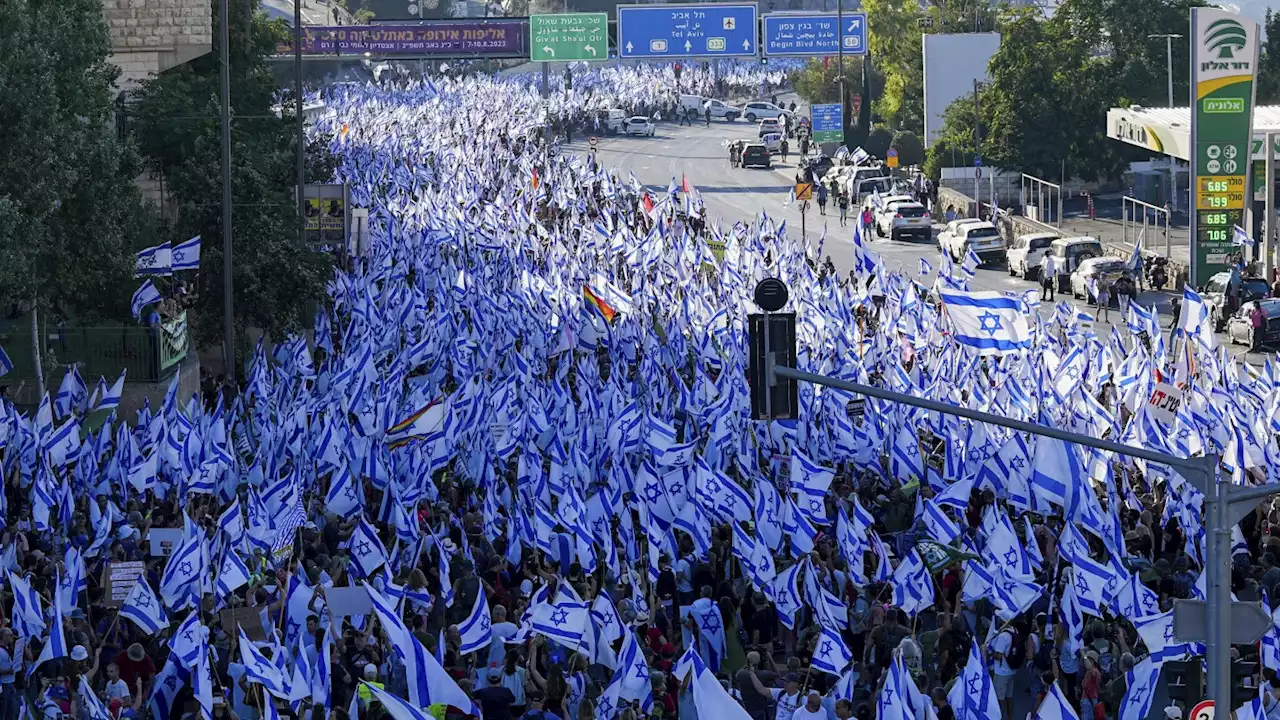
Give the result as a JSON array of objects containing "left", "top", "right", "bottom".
[{"left": 1148, "top": 33, "right": 1182, "bottom": 107}]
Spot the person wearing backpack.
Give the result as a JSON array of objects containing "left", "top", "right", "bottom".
[{"left": 989, "top": 625, "right": 1019, "bottom": 720}]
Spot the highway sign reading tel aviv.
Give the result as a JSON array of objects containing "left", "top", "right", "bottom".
[
  {"left": 810, "top": 104, "right": 843, "bottom": 143},
  {"left": 529, "top": 13, "right": 607, "bottom": 62},
  {"left": 1190, "top": 6, "right": 1260, "bottom": 286},
  {"left": 762, "top": 13, "right": 867, "bottom": 57},
  {"left": 618, "top": 3, "right": 760, "bottom": 58}
]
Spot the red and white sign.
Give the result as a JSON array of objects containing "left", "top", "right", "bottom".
[{"left": 1190, "top": 700, "right": 1214, "bottom": 720}]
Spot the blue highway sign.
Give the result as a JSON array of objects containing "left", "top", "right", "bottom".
[
  {"left": 810, "top": 103, "right": 843, "bottom": 142},
  {"left": 762, "top": 12, "right": 867, "bottom": 57},
  {"left": 618, "top": 3, "right": 760, "bottom": 58}
]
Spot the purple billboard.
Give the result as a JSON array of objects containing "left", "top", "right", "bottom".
[{"left": 288, "top": 20, "right": 529, "bottom": 57}]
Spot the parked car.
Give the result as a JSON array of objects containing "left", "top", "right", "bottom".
[
  {"left": 1202, "top": 271, "right": 1272, "bottom": 330},
  {"left": 875, "top": 200, "right": 932, "bottom": 241},
  {"left": 1226, "top": 299, "right": 1280, "bottom": 347},
  {"left": 939, "top": 220, "right": 1003, "bottom": 263},
  {"left": 1069, "top": 257, "right": 1128, "bottom": 302},
  {"left": 624, "top": 116, "right": 656, "bottom": 137},
  {"left": 1045, "top": 236, "right": 1103, "bottom": 292},
  {"left": 742, "top": 101, "right": 792, "bottom": 122},
  {"left": 741, "top": 143, "right": 772, "bottom": 169},
  {"left": 1005, "top": 232, "right": 1061, "bottom": 280}
]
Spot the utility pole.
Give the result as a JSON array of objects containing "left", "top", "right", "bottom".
[
  {"left": 295, "top": 0, "right": 306, "bottom": 249},
  {"left": 1266, "top": 131, "right": 1276, "bottom": 282},
  {"left": 837, "top": 0, "right": 845, "bottom": 147},
  {"left": 220, "top": 0, "right": 236, "bottom": 380},
  {"left": 973, "top": 79, "right": 982, "bottom": 216},
  {"left": 1148, "top": 33, "right": 1181, "bottom": 107}
]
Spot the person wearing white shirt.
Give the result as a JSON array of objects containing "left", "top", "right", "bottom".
[
  {"left": 991, "top": 629, "right": 1018, "bottom": 720},
  {"left": 1041, "top": 254, "right": 1057, "bottom": 301},
  {"left": 104, "top": 663, "right": 131, "bottom": 703},
  {"left": 772, "top": 673, "right": 803, "bottom": 720},
  {"left": 487, "top": 605, "right": 518, "bottom": 669},
  {"left": 791, "top": 691, "right": 828, "bottom": 720}
]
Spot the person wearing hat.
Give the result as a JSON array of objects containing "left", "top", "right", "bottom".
[
  {"left": 1165, "top": 705, "right": 1183, "bottom": 720},
  {"left": 356, "top": 663, "right": 384, "bottom": 713},
  {"left": 113, "top": 643, "right": 156, "bottom": 702},
  {"left": 474, "top": 667, "right": 516, "bottom": 718}
]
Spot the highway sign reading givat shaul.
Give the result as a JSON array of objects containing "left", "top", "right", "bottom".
[
  {"left": 529, "top": 13, "right": 607, "bottom": 62},
  {"left": 617, "top": 3, "right": 759, "bottom": 58}
]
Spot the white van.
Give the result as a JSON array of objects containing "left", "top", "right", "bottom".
[{"left": 597, "top": 108, "right": 626, "bottom": 135}]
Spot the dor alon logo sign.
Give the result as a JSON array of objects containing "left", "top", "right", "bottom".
[{"left": 1201, "top": 18, "right": 1252, "bottom": 71}]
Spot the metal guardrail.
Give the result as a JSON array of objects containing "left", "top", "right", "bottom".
[{"left": 0, "top": 312, "right": 188, "bottom": 384}]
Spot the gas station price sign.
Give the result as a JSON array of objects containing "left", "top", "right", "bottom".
[{"left": 1195, "top": 173, "right": 1246, "bottom": 264}]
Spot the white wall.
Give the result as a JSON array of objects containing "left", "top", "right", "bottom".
[{"left": 922, "top": 32, "right": 1001, "bottom": 148}]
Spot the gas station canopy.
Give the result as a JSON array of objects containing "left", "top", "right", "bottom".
[{"left": 1107, "top": 105, "right": 1280, "bottom": 161}]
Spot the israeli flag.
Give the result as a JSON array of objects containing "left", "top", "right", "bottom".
[
  {"left": 135, "top": 242, "right": 173, "bottom": 276},
  {"left": 810, "top": 626, "right": 853, "bottom": 676},
  {"left": 238, "top": 628, "right": 289, "bottom": 698},
  {"left": 130, "top": 279, "right": 163, "bottom": 320},
  {"left": 599, "top": 629, "right": 655, "bottom": 718},
  {"left": 456, "top": 584, "right": 492, "bottom": 656},
  {"left": 348, "top": 518, "right": 388, "bottom": 578},
  {"left": 919, "top": 257, "right": 933, "bottom": 276},
  {"left": 1034, "top": 681, "right": 1082, "bottom": 720},
  {"left": 1233, "top": 224, "right": 1256, "bottom": 246},
  {"left": 78, "top": 675, "right": 113, "bottom": 720},
  {"left": 29, "top": 571, "right": 68, "bottom": 676},
  {"left": 214, "top": 549, "right": 251, "bottom": 602},
  {"left": 96, "top": 370, "right": 126, "bottom": 412},
  {"left": 172, "top": 235, "right": 201, "bottom": 271},
  {"left": 948, "top": 640, "right": 1000, "bottom": 720},
  {"left": 120, "top": 576, "right": 170, "bottom": 634},
  {"left": 0, "top": 345, "right": 12, "bottom": 377},
  {"left": 7, "top": 571, "right": 46, "bottom": 638},
  {"left": 1119, "top": 656, "right": 1161, "bottom": 720},
  {"left": 939, "top": 289, "right": 1032, "bottom": 355}
]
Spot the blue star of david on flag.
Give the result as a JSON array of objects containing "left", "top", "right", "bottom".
[{"left": 977, "top": 311, "right": 1003, "bottom": 335}]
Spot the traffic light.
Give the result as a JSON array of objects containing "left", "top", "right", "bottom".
[
  {"left": 1163, "top": 659, "right": 1204, "bottom": 706},
  {"left": 673, "top": 63, "right": 682, "bottom": 79},
  {"left": 760, "top": 57, "right": 769, "bottom": 65},
  {"left": 1232, "top": 660, "right": 1259, "bottom": 709},
  {"left": 748, "top": 313, "right": 798, "bottom": 420},
  {"left": 747, "top": 279, "right": 798, "bottom": 421}
]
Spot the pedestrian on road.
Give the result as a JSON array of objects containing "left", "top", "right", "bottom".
[
  {"left": 1040, "top": 255, "right": 1057, "bottom": 301},
  {"left": 861, "top": 207, "right": 874, "bottom": 238},
  {"left": 781, "top": 140, "right": 789, "bottom": 162},
  {"left": 838, "top": 191, "right": 850, "bottom": 227},
  {"left": 1115, "top": 274, "right": 1134, "bottom": 321},
  {"left": 816, "top": 184, "right": 828, "bottom": 215},
  {"left": 1095, "top": 279, "right": 1111, "bottom": 322},
  {"left": 1251, "top": 302, "right": 1266, "bottom": 352},
  {"left": 705, "top": 107, "right": 711, "bottom": 127}
]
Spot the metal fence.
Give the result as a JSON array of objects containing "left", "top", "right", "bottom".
[{"left": 0, "top": 312, "right": 188, "bottom": 385}]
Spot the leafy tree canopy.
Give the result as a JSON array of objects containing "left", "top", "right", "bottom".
[
  {"left": 0, "top": 0, "right": 159, "bottom": 322},
  {"left": 129, "top": 3, "right": 336, "bottom": 350}
]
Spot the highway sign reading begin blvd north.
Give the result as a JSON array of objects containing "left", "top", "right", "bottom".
[
  {"left": 618, "top": 3, "right": 759, "bottom": 58},
  {"left": 530, "top": 13, "right": 607, "bottom": 61},
  {"left": 762, "top": 13, "right": 867, "bottom": 57}
]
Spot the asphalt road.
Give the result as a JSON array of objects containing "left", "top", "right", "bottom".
[{"left": 571, "top": 116, "right": 1275, "bottom": 365}]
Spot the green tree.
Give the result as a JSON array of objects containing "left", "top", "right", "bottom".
[
  {"left": 891, "top": 129, "right": 925, "bottom": 167},
  {"left": 0, "top": 0, "right": 158, "bottom": 326},
  {"left": 130, "top": 4, "right": 336, "bottom": 351},
  {"left": 865, "top": 126, "right": 894, "bottom": 159},
  {"left": 1258, "top": 9, "right": 1280, "bottom": 105}
]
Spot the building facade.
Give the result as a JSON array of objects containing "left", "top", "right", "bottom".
[{"left": 103, "top": 0, "right": 213, "bottom": 90}]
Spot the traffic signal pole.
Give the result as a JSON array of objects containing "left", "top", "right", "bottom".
[{"left": 748, "top": 279, "right": 1280, "bottom": 711}]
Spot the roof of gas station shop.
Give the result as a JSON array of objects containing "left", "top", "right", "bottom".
[{"left": 1106, "top": 104, "right": 1280, "bottom": 161}]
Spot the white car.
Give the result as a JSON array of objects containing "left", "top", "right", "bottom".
[
  {"left": 706, "top": 98, "right": 742, "bottom": 121},
  {"left": 875, "top": 200, "right": 932, "bottom": 241},
  {"left": 758, "top": 118, "right": 782, "bottom": 137},
  {"left": 742, "top": 101, "right": 791, "bottom": 122},
  {"left": 940, "top": 221, "right": 1003, "bottom": 264},
  {"left": 1005, "top": 232, "right": 1060, "bottom": 280},
  {"left": 866, "top": 193, "right": 913, "bottom": 217},
  {"left": 1069, "top": 257, "right": 1128, "bottom": 302},
  {"left": 761, "top": 133, "right": 783, "bottom": 154},
  {"left": 624, "top": 116, "right": 655, "bottom": 137}
]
